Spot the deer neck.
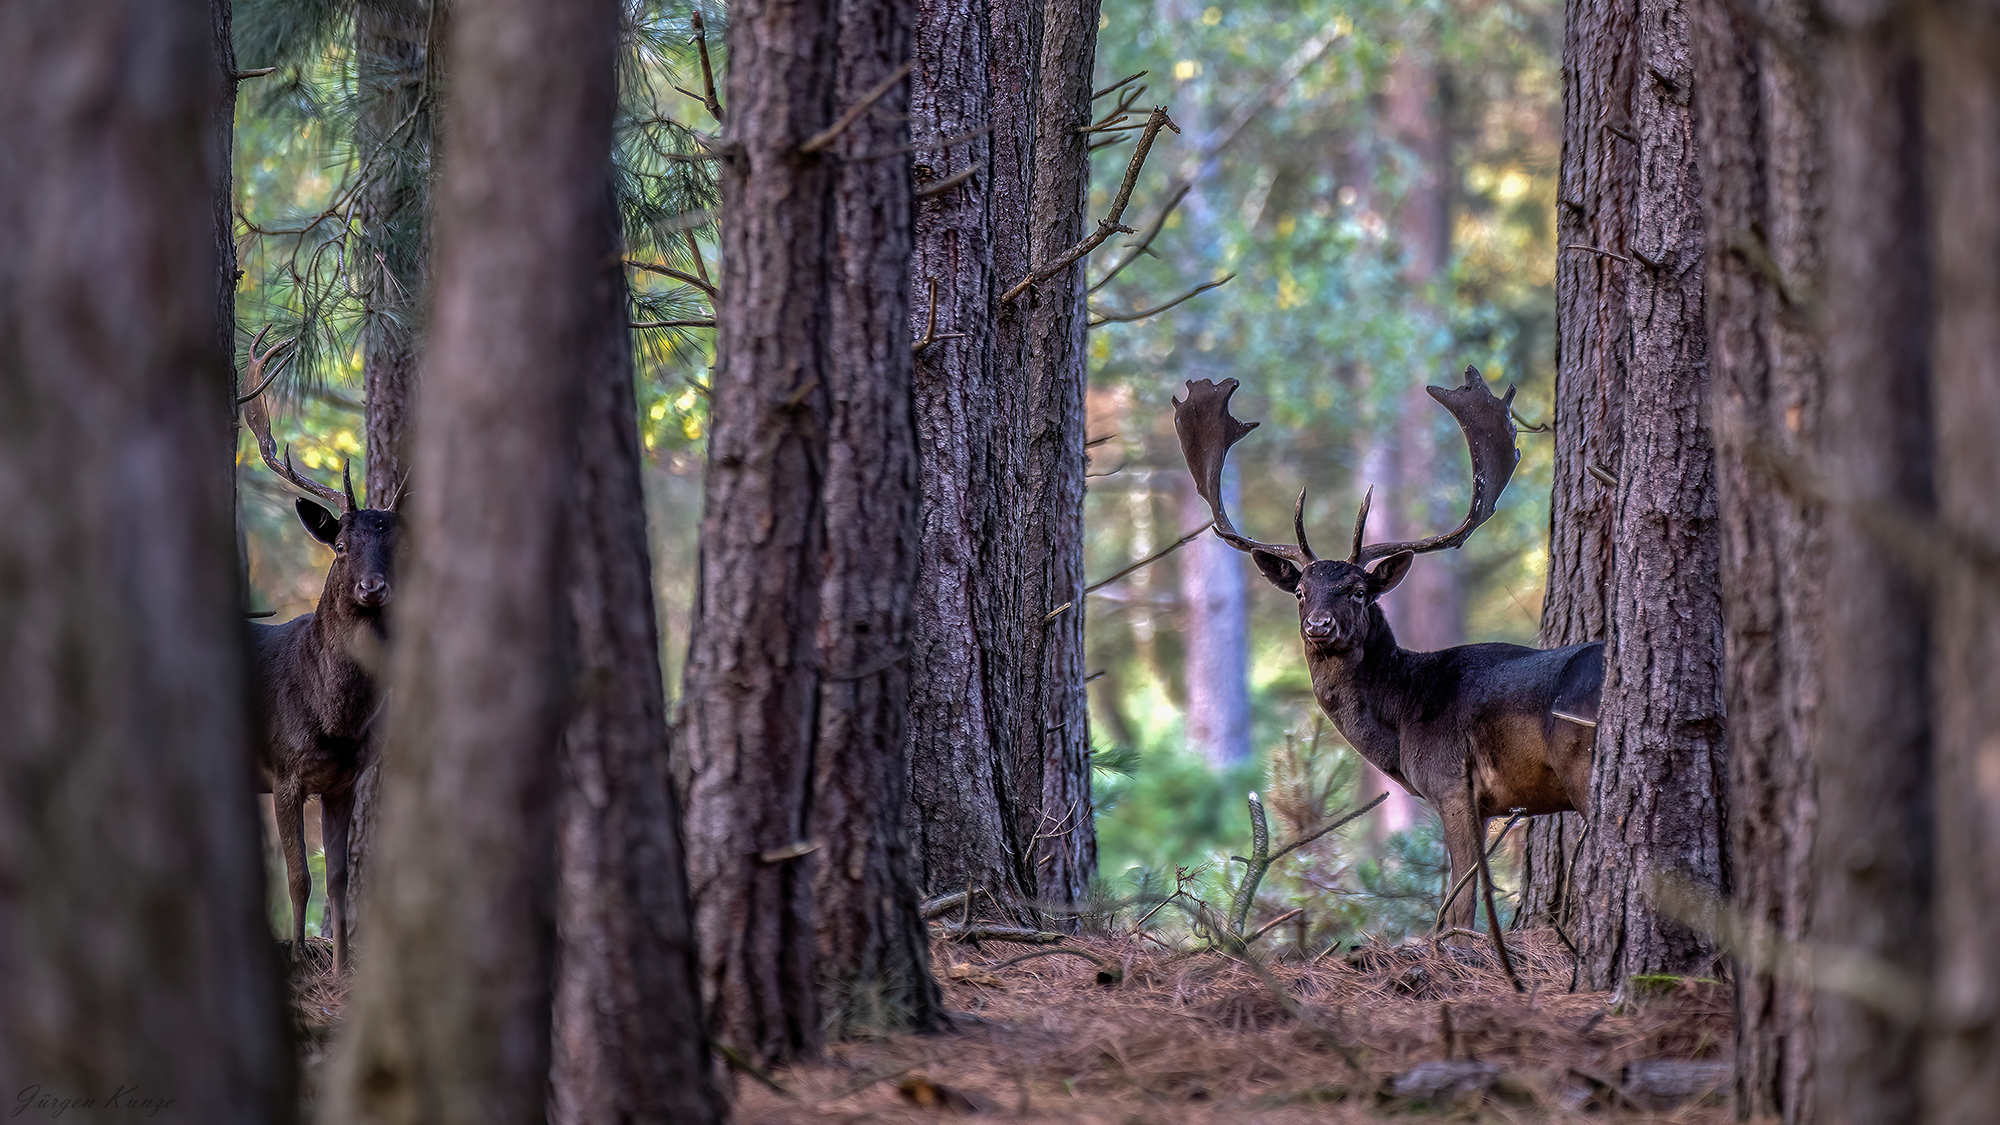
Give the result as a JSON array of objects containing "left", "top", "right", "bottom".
[{"left": 1306, "top": 605, "right": 1416, "bottom": 779}]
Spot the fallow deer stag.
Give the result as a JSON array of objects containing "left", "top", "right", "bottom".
[
  {"left": 1174, "top": 367, "right": 1602, "bottom": 930},
  {"left": 241, "top": 332, "right": 404, "bottom": 971}
]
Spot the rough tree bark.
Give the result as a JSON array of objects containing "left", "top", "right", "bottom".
[
  {"left": 1689, "top": 0, "right": 1822, "bottom": 1118},
  {"left": 323, "top": 0, "right": 617, "bottom": 1118},
  {"left": 0, "top": 0, "right": 294, "bottom": 1116},
  {"left": 907, "top": 0, "right": 1102, "bottom": 921},
  {"left": 1566, "top": 0, "right": 1727, "bottom": 991},
  {"left": 548, "top": 189, "right": 722, "bottom": 1124},
  {"left": 1013, "top": 0, "right": 1102, "bottom": 916},
  {"left": 905, "top": 0, "right": 1035, "bottom": 912},
  {"left": 675, "top": 0, "right": 836, "bottom": 1066},
  {"left": 1919, "top": 6, "right": 2000, "bottom": 1117},
  {"left": 1518, "top": 0, "right": 1633, "bottom": 931},
  {"left": 678, "top": 0, "right": 940, "bottom": 1066},
  {"left": 812, "top": 0, "right": 947, "bottom": 1039}
]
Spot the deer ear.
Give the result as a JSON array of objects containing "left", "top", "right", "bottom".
[
  {"left": 296, "top": 498, "right": 341, "bottom": 546},
  {"left": 1252, "top": 550, "right": 1302, "bottom": 592},
  {"left": 1365, "top": 551, "right": 1414, "bottom": 597}
]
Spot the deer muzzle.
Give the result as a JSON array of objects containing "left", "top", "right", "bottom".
[{"left": 353, "top": 575, "right": 392, "bottom": 609}]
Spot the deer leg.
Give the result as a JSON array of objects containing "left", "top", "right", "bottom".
[
  {"left": 1436, "top": 794, "right": 1486, "bottom": 931},
  {"left": 274, "top": 781, "right": 310, "bottom": 958},
  {"left": 322, "top": 787, "right": 353, "bottom": 973}
]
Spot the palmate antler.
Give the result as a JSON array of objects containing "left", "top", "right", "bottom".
[
  {"left": 1173, "top": 365, "right": 1520, "bottom": 568},
  {"left": 239, "top": 327, "right": 356, "bottom": 513}
]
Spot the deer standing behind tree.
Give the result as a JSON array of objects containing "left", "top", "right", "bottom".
[
  {"left": 1175, "top": 367, "right": 1603, "bottom": 931},
  {"left": 241, "top": 335, "right": 404, "bottom": 971}
]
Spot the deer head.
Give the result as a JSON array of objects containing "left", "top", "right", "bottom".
[
  {"left": 240, "top": 328, "right": 408, "bottom": 617},
  {"left": 1172, "top": 366, "right": 1519, "bottom": 653}
]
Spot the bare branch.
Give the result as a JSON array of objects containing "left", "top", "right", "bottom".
[
  {"left": 800, "top": 60, "right": 914, "bottom": 154},
  {"left": 1083, "top": 520, "right": 1213, "bottom": 595},
  {"left": 1002, "top": 107, "right": 1179, "bottom": 303},
  {"left": 1088, "top": 272, "right": 1233, "bottom": 327},
  {"left": 1090, "top": 181, "right": 1191, "bottom": 293},
  {"left": 630, "top": 319, "right": 715, "bottom": 330},
  {"left": 626, "top": 258, "right": 718, "bottom": 300},
  {"left": 1092, "top": 70, "right": 1148, "bottom": 101},
  {"left": 233, "top": 66, "right": 278, "bottom": 81},
  {"left": 911, "top": 278, "right": 940, "bottom": 353},
  {"left": 688, "top": 10, "right": 724, "bottom": 124},
  {"left": 914, "top": 164, "right": 977, "bottom": 200},
  {"left": 1564, "top": 243, "right": 1634, "bottom": 265}
]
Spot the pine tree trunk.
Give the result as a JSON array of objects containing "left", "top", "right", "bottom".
[
  {"left": 1015, "top": 0, "right": 1101, "bottom": 915},
  {"left": 1919, "top": 7, "right": 2000, "bottom": 1117},
  {"left": 548, "top": 192, "right": 722, "bottom": 1125},
  {"left": 1519, "top": 0, "right": 1633, "bottom": 931},
  {"left": 0, "top": 0, "right": 294, "bottom": 1115},
  {"left": 324, "top": 0, "right": 617, "bottom": 1117},
  {"left": 1568, "top": 0, "right": 1727, "bottom": 990},
  {"left": 813, "top": 0, "right": 946, "bottom": 1038},
  {"left": 905, "top": 0, "right": 1036, "bottom": 914},
  {"left": 907, "top": 0, "right": 1104, "bottom": 920},
  {"left": 1810, "top": 7, "right": 1935, "bottom": 1123},
  {"left": 1689, "top": 0, "right": 1823, "bottom": 1117},
  {"left": 675, "top": 0, "right": 836, "bottom": 1067}
]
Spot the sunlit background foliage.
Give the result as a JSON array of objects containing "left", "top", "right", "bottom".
[{"left": 233, "top": 0, "right": 1558, "bottom": 947}]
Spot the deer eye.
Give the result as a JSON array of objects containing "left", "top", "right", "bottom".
[{"left": 334, "top": 541, "right": 347, "bottom": 552}]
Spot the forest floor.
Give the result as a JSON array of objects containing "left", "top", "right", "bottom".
[{"left": 289, "top": 927, "right": 1736, "bottom": 1122}]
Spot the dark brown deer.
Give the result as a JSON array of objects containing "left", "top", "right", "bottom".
[
  {"left": 241, "top": 334, "right": 404, "bottom": 971},
  {"left": 1174, "top": 367, "right": 1602, "bottom": 930}
]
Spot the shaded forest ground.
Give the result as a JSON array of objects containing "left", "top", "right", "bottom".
[{"left": 288, "top": 928, "right": 1733, "bottom": 1121}]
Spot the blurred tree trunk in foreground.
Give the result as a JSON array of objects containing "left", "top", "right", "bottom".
[
  {"left": 1689, "top": 0, "right": 1823, "bottom": 1118},
  {"left": 1810, "top": 5, "right": 1934, "bottom": 1123},
  {"left": 548, "top": 186, "right": 721, "bottom": 1124},
  {"left": 0, "top": 0, "right": 294, "bottom": 1117},
  {"left": 324, "top": 0, "right": 617, "bottom": 1118},
  {"left": 677, "top": 0, "right": 941, "bottom": 1069},
  {"left": 906, "top": 0, "right": 1101, "bottom": 926},
  {"left": 1917, "top": 7, "right": 2000, "bottom": 1117}
]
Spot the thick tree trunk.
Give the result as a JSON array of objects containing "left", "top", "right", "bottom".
[
  {"left": 323, "top": 0, "right": 616, "bottom": 1119},
  {"left": 1689, "top": 0, "right": 1823, "bottom": 1118},
  {"left": 813, "top": 0, "right": 946, "bottom": 1038},
  {"left": 907, "top": 0, "right": 1102, "bottom": 921},
  {"left": 1519, "top": 0, "right": 1633, "bottom": 931},
  {"left": 679, "top": 0, "right": 940, "bottom": 1063},
  {"left": 1811, "top": 6, "right": 1934, "bottom": 1123},
  {"left": 1919, "top": 7, "right": 2000, "bottom": 1117},
  {"left": 905, "top": 0, "right": 1035, "bottom": 914},
  {"left": 675, "top": 0, "right": 835, "bottom": 1067},
  {"left": 1568, "top": 0, "right": 1727, "bottom": 991},
  {"left": 1015, "top": 0, "right": 1102, "bottom": 916},
  {"left": 0, "top": 0, "right": 293, "bottom": 1116},
  {"left": 344, "top": 0, "right": 438, "bottom": 952},
  {"left": 548, "top": 194, "right": 722, "bottom": 1125}
]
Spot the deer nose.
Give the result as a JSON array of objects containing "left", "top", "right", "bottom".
[
  {"left": 1302, "top": 614, "right": 1335, "bottom": 642},
  {"left": 354, "top": 575, "right": 391, "bottom": 607}
]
